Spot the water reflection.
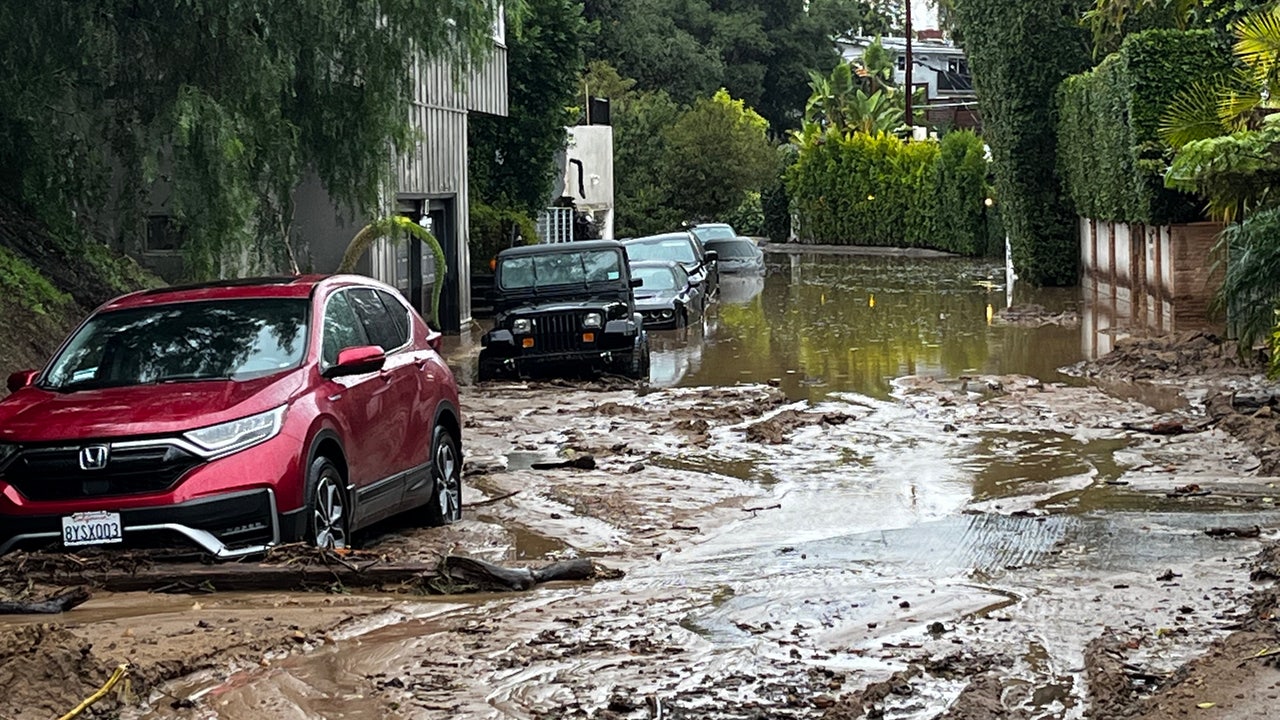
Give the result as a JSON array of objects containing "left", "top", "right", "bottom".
[{"left": 655, "top": 255, "right": 1081, "bottom": 400}]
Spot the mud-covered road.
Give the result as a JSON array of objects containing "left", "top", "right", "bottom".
[{"left": 3, "top": 255, "right": 1279, "bottom": 719}]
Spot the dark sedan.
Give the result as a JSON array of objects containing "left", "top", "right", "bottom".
[
  {"left": 630, "top": 260, "right": 701, "bottom": 330},
  {"left": 703, "top": 236, "right": 765, "bottom": 275},
  {"left": 623, "top": 232, "right": 718, "bottom": 312}
]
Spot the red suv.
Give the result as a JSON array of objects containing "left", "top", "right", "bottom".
[{"left": 0, "top": 275, "right": 462, "bottom": 557}]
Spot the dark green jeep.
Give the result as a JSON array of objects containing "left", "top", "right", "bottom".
[{"left": 479, "top": 240, "right": 650, "bottom": 380}]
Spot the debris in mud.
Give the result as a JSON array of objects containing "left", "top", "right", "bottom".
[
  {"left": 993, "top": 304, "right": 1081, "bottom": 327},
  {"left": 744, "top": 409, "right": 856, "bottom": 444},
  {"left": 3, "top": 548, "right": 622, "bottom": 595},
  {"left": 0, "top": 586, "right": 91, "bottom": 615},
  {"left": 1250, "top": 544, "right": 1280, "bottom": 581},
  {"left": 531, "top": 454, "right": 597, "bottom": 470},
  {"left": 1071, "top": 330, "right": 1261, "bottom": 381},
  {"left": 1204, "top": 525, "right": 1262, "bottom": 539},
  {"left": 1156, "top": 569, "right": 1182, "bottom": 582},
  {"left": 1168, "top": 483, "right": 1211, "bottom": 498}
]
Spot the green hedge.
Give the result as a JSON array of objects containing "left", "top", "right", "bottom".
[
  {"left": 1057, "top": 29, "right": 1230, "bottom": 225},
  {"left": 952, "top": 0, "right": 1091, "bottom": 285},
  {"left": 470, "top": 202, "right": 538, "bottom": 271},
  {"left": 786, "top": 130, "right": 990, "bottom": 255}
]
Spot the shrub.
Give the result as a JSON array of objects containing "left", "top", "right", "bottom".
[
  {"left": 724, "top": 192, "right": 765, "bottom": 236},
  {"left": 1056, "top": 29, "right": 1231, "bottom": 225},
  {"left": 470, "top": 203, "right": 538, "bottom": 272},
  {"left": 786, "top": 130, "right": 989, "bottom": 255},
  {"left": 952, "top": 0, "right": 1092, "bottom": 285}
]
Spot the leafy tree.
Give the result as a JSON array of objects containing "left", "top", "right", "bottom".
[
  {"left": 581, "top": 0, "right": 893, "bottom": 131},
  {"left": 663, "top": 89, "right": 776, "bottom": 222},
  {"left": 469, "top": 0, "right": 589, "bottom": 214},
  {"left": 951, "top": 0, "right": 1092, "bottom": 286},
  {"left": 612, "top": 86, "right": 685, "bottom": 236},
  {"left": 0, "top": 0, "right": 510, "bottom": 279}
]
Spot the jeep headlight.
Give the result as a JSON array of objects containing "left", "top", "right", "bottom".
[
  {"left": 512, "top": 318, "right": 532, "bottom": 334},
  {"left": 583, "top": 313, "right": 603, "bottom": 329},
  {"left": 184, "top": 406, "right": 286, "bottom": 458},
  {"left": 660, "top": 310, "right": 674, "bottom": 320}
]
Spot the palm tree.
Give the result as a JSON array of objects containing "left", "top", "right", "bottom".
[{"left": 1160, "top": 6, "right": 1280, "bottom": 149}]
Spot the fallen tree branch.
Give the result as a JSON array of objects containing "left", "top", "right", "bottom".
[
  {"left": 11, "top": 554, "right": 619, "bottom": 594},
  {"left": 469, "top": 490, "right": 521, "bottom": 508},
  {"left": 0, "top": 586, "right": 91, "bottom": 615},
  {"left": 742, "top": 504, "right": 782, "bottom": 513}
]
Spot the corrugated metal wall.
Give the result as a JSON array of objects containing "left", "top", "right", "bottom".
[{"left": 373, "top": 46, "right": 507, "bottom": 330}]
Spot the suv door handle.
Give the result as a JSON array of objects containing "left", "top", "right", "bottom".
[{"left": 379, "top": 370, "right": 395, "bottom": 383}]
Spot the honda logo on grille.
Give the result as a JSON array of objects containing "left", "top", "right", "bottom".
[{"left": 78, "top": 445, "right": 110, "bottom": 471}]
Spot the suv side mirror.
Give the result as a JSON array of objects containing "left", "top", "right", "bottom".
[
  {"left": 425, "top": 329, "right": 443, "bottom": 352},
  {"left": 324, "top": 346, "right": 386, "bottom": 378},
  {"left": 6, "top": 370, "right": 38, "bottom": 393},
  {"left": 704, "top": 250, "right": 719, "bottom": 263},
  {"left": 630, "top": 277, "right": 644, "bottom": 288}
]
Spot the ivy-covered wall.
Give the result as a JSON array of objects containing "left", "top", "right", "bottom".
[
  {"left": 786, "top": 131, "right": 990, "bottom": 256},
  {"left": 1057, "top": 29, "right": 1230, "bottom": 226},
  {"left": 952, "top": 0, "right": 1092, "bottom": 286}
]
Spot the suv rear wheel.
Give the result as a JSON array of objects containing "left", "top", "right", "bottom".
[
  {"left": 425, "top": 425, "right": 462, "bottom": 525},
  {"left": 307, "top": 456, "right": 350, "bottom": 549}
]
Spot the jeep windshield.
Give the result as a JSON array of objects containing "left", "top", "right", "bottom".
[
  {"left": 498, "top": 250, "right": 624, "bottom": 290},
  {"left": 42, "top": 299, "right": 309, "bottom": 391}
]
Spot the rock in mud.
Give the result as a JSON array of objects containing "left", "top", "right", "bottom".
[{"left": 744, "top": 410, "right": 855, "bottom": 445}]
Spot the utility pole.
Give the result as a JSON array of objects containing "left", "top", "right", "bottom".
[{"left": 904, "top": 0, "right": 914, "bottom": 136}]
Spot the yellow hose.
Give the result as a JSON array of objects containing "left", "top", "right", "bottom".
[{"left": 58, "top": 663, "right": 130, "bottom": 720}]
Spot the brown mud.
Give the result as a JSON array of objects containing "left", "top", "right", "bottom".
[{"left": 2, "top": 326, "right": 1279, "bottom": 718}]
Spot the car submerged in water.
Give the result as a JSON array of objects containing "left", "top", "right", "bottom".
[
  {"left": 622, "top": 232, "right": 719, "bottom": 313},
  {"left": 0, "top": 276, "right": 463, "bottom": 558},
  {"left": 479, "top": 240, "right": 650, "bottom": 380},
  {"left": 702, "top": 236, "right": 765, "bottom": 275},
  {"left": 629, "top": 260, "right": 702, "bottom": 330}
]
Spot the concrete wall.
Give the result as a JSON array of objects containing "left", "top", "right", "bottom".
[{"left": 1080, "top": 217, "right": 1223, "bottom": 357}]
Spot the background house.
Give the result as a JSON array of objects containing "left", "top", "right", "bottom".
[{"left": 839, "top": 3, "right": 980, "bottom": 132}]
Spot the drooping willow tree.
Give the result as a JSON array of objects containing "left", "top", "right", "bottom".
[{"left": 0, "top": 0, "right": 519, "bottom": 279}]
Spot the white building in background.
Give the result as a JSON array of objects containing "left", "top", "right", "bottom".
[{"left": 910, "top": 0, "right": 940, "bottom": 31}]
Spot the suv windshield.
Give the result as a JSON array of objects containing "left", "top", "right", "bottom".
[
  {"left": 499, "top": 250, "right": 623, "bottom": 290},
  {"left": 43, "top": 299, "right": 309, "bottom": 391},
  {"left": 625, "top": 237, "right": 698, "bottom": 265}
]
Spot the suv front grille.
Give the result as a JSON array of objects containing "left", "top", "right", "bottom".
[
  {"left": 531, "top": 311, "right": 584, "bottom": 353},
  {"left": 1, "top": 443, "right": 204, "bottom": 501}
]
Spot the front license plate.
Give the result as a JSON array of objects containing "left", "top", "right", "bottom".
[{"left": 61, "top": 511, "right": 123, "bottom": 547}]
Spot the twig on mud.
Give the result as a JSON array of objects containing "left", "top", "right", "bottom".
[
  {"left": 1242, "top": 648, "right": 1280, "bottom": 662},
  {"left": 58, "top": 663, "right": 130, "bottom": 720},
  {"left": 646, "top": 695, "right": 664, "bottom": 719},
  {"left": 671, "top": 525, "right": 700, "bottom": 532},
  {"left": 742, "top": 503, "right": 782, "bottom": 513},
  {"left": 469, "top": 490, "right": 521, "bottom": 508}
]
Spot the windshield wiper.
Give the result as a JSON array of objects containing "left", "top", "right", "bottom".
[{"left": 154, "top": 373, "right": 224, "bottom": 384}]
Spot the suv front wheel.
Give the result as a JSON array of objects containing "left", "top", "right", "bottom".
[
  {"left": 613, "top": 334, "right": 650, "bottom": 381},
  {"left": 307, "top": 456, "right": 350, "bottom": 550},
  {"left": 425, "top": 425, "right": 462, "bottom": 525}
]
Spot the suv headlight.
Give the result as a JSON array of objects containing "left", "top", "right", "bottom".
[
  {"left": 512, "top": 318, "right": 532, "bottom": 334},
  {"left": 184, "top": 406, "right": 286, "bottom": 458},
  {"left": 583, "top": 313, "right": 603, "bottom": 329}
]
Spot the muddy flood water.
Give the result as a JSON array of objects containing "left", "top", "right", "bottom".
[{"left": 75, "top": 253, "right": 1273, "bottom": 720}]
